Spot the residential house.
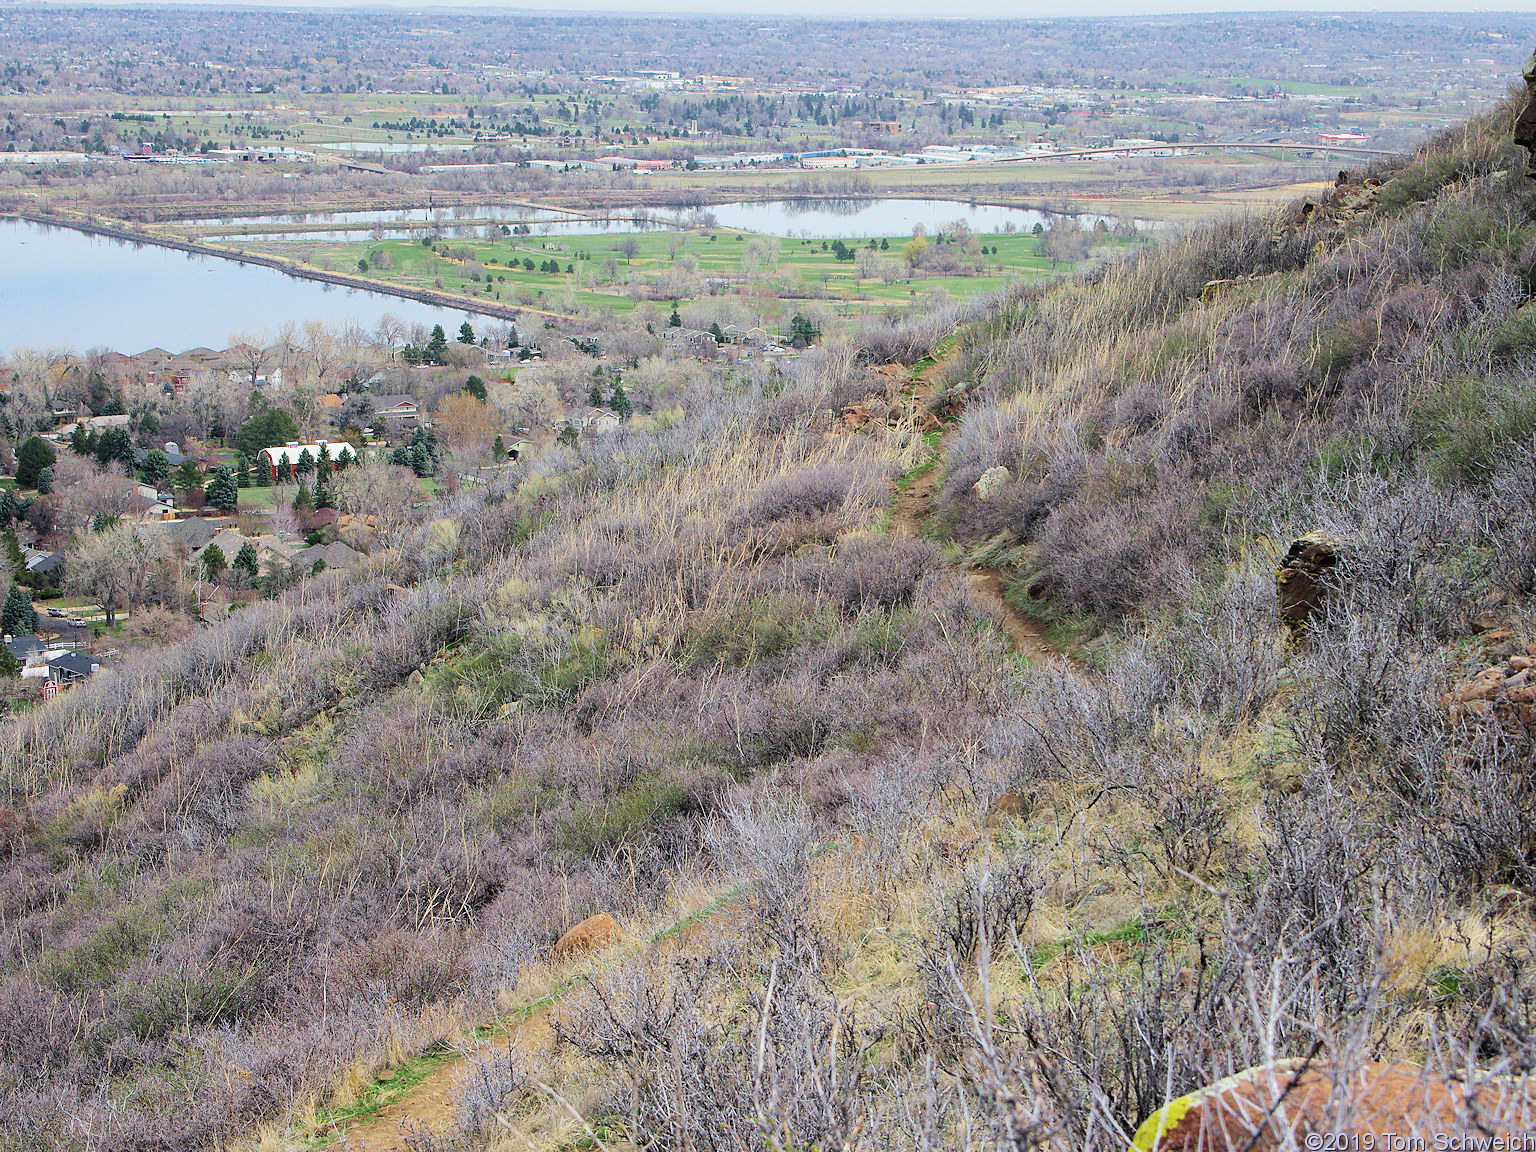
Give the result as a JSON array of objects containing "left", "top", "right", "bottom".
[
  {"left": 47, "top": 652, "right": 99, "bottom": 684},
  {"left": 506, "top": 438, "right": 532, "bottom": 461},
  {"left": 661, "top": 327, "right": 718, "bottom": 357},
  {"left": 5, "top": 635, "right": 49, "bottom": 678},
  {"left": 153, "top": 517, "right": 224, "bottom": 552},
  {"left": 133, "top": 444, "right": 188, "bottom": 471},
  {"left": 21, "top": 547, "right": 63, "bottom": 577},
  {"left": 576, "top": 408, "right": 622, "bottom": 435},
  {"left": 54, "top": 412, "right": 131, "bottom": 439},
  {"left": 302, "top": 540, "right": 362, "bottom": 572},
  {"left": 258, "top": 441, "right": 351, "bottom": 483},
  {"left": 371, "top": 395, "right": 420, "bottom": 425}
]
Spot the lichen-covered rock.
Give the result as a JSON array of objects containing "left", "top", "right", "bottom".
[
  {"left": 1132, "top": 1059, "right": 1536, "bottom": 1151},
  {"left": 1276, "top": 532, "right": 1341, "bottom": 630},
  {"left": 973, "top": 466, "right": 1012, "bottom": 501}
]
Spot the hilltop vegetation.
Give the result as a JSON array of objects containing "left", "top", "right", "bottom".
[{"left": 3, "top": 90, "right": 1536, "bottom": 1151}]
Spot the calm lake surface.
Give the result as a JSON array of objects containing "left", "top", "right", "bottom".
[
  {"left": 199, "top": 198, "right": 1114, "bottom": 242},
  {"left": 706, "top": 198, "right": 1106, "bottom": 238},
  {"left": 0, "top": 218, "right": 497, "bottom": 355}
]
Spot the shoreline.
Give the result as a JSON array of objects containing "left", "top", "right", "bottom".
[{"left": 5, "top": 210, "right": 565, "bottom": 323}]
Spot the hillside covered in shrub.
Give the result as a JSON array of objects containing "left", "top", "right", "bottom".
[{"left": 2, "top": 92, "right": 1536, "bottom": 1151}]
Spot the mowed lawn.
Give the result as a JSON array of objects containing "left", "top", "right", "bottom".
[{"left": 235, "top": 225, "right": 1140, "bottom": 320}]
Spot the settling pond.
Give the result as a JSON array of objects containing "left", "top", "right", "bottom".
[{"left": 204, "top": 198, "right": 1123, "bottom": 242}]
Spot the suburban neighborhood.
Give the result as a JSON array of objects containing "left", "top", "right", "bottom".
[{"left": 0, "top": 310, "right": 793, "bottom": 708}]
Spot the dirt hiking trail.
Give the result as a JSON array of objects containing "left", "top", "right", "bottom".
[
  {"left": 296, "top": 343, "right": 1076, "bottom": 1152},
  {"left": 892, "top": 348, "right": 1077, "bottom": 669}
]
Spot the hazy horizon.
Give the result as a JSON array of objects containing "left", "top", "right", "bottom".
[{"left": 22, "top": 0, "right": 1536, "bottom": 18}]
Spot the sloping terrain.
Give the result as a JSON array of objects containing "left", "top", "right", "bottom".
[{"left": 3, "top": 92, "right": 1536, "bottom": 1152}]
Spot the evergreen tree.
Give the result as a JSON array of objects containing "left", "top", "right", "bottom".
[
  {"left": 463, "top": 375, "right": 487, "bottom": 402},
  {"left": 425, "top": 325, "right": 449, "bottom": 365},
  {"left": 507, "top": 325, "right": 519, "bottom": 348},
  {"left": 140, "top": 448, "right": 172, "bottom": 488},
  {"left": 69, "top": 426, "right": 91, "bottom": 456},
  {"left": 206, "top": 468, "right": 239, "bottom": 512},
  {"left": 789, "top": 313, "right": 819, "bottom": 348},
  {"left": 200, "top": 543, "right": 227, "bottom": 580},
  {"left": 709, "top": 321, "right": 725, "bottom": 343},
  {"left": 233, "top": 542, "right": 259, "bottom": 587},
  {"left": 1, "top": 586, "right": 37, "bottom": 636},
  {"left": 390, "top": 445, "right": 412, "bottom": 467},
  {"left": 94, "top": 428, "right": 134, "bottom": 470},
  {"left": 609, "top": 382, "right": 632, "bottom": 419},
  {"left": 15, "top": 436, "right": 55, "bottom": 488},
  {"left": 589, "top": 383, "right": 604, "bottom": 407},
  {"left": 314, "top": 474, "right": 334, "bottom": 510},
  {"left": 458, "top": 321, "right": 476, "bottom": 344},
  {"left": 295, "top": 448, "right": 315, "bottom": 478},
  {"left": 0, "top": 646, "right": 19, "bottom": 679},
  {"left": 175, "top": 459, "right": 204, "bottom": 496},
  {"left": 557, "top": 424, "right": 579, "bottom": 449},
  {"left": 493, "top": 434, "right": 506, "bottom": 460},
  {"left": 668, "top": 307, "right": 682, "bottom": 328},
  {"left": 33, "top": 467, "right": 53, "bottom": 496},
  {"left": 235, "top": 408, "right": 299, "bottom": 456},
  {"left": 293, "top": 481, "right": 313, "bottom": 511},
  {"left": 236, "top": 456, "right": 251, "bottom": 488}
]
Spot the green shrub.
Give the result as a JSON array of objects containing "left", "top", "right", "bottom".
[
  {"left": 559, "top": 775, "right": 694, "bottom": 856},
  {"left": 1491, "top": 304, "right": 1536, "bottom": 362},
  {"left": 35, "top": 906, "right": 163, "bottom": 996},
  {"left": 1413, "top": 376, "right": 1536, "bottom": 484},
  {"left": 683, "top": 596, "right": 824, "bottom": 669}
]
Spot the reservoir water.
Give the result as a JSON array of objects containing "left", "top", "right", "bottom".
[
  {"left": 2, "top": 197, "right": 1132, "bottom": 354},
  {"left": 0, "top": 217, "right": 495, "bottom": 355},
  {"left": 194, "top": 198, "right": 1118, "bottom": 242}
]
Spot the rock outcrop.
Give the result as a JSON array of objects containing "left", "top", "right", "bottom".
[
  {"left": 1132, "top": 1059, "right": 1536, "bottom": 1151},
  {"left": 1276, "top": 532, "right": 1340, "bottom": 630},
  {"left": 973, "top": 466, "right": 1012, "bottom": 501},
  {"left": 1442, "top": 646, "right": 1536, "bottom": 727}
]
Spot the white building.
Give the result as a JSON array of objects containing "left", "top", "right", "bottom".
[{"left": 258, "top": 441, "right": 354, "bottom": 482}]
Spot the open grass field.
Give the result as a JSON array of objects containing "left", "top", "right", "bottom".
[{"left": 223, "top": 222, "right": 1142, "bottom": 320}]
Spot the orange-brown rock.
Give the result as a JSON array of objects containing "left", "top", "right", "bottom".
[
  {"left": 1442, "top": 650, "right": 1536, "bottom": 727},
  {"left": 985, "top": 792, "right": 1031, "bottom": 830},
  {"left": 1133, "top": 1060, "right": 1536, "bottom": 1151},
  {"left": 552, "top": 912, "right": 623, "bottom": 961}
]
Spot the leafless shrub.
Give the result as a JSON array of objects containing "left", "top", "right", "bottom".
[
  {"left": 705, "top": 793, "right": 820, "bottom": 966},
  {"left": 927, "top": 853, "right": 1037, "bottom": 967}
]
